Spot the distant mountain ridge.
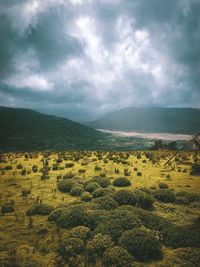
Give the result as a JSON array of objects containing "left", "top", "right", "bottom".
[
  {"left": 0, "top": 106, "right": 104, "bottom": 151},
  {"left": 87, "top": 107, "right": 200, "bottom": 135}
]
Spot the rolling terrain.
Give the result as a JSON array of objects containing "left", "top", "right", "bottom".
[{"left": 0, "top": 107, "right": 105, "bottom": 151}]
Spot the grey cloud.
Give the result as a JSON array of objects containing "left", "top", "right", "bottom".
[{"left": 0, "top": 0, "right": 199, "bottom": 121}]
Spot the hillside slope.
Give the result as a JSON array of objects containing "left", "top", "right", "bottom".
[
  {"left": 88, "top": 107, "right": 200, "bottom": 134},
  {"left": 0, "top": 107, "right": 104, "bottom": 151}
]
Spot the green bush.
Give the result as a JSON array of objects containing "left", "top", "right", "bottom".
[
  {"left": 93, "top": 196, "right": 119, "bottom": 210},
  {"left": 113, "top": 177, "right": 131, "bottom": 187},
  {"left": 119, "top": 228, "right": 162, "bottom": 261},
  {"left": 113, "top": 190, "right": 136, "bottom": 206},
  {"left": 63, "top": 172, "right": 75, "bottom": 179},
  {"left": 87, "top": 233, "right": 113, "bottom": 260},
  {"left": 57, "top": 179, "right": 75, "bottom": 193},
  {"left": 158, "top": 182, "right": 169, "bottom": 189},
  {"left": 48, "top": 208, "right": 64, "bottom": 222},
  {"left": 103, "top": 246, "right": 133, "bottom": 267},
  {"left": 65, "top": 162, "right": 74, "bottom": 168},
  {"left": 85, "top": 182, "right": 101, "bottom": 193},
  {"left": 69, "top": 226, "right": 92, "bottom": 241},
  {"left": 26, "top": 204, "right": 54, "bottom": 216},
  {"left": 58, "top": 206, "right": 96, "bottom": 229},
  {"left": 92, "top": 188, "right": 115, "bottom": 198},
  {"left": 134, "top": 190, "right": 154, "bottom": 210},
  {"left": 153, "top": 189, "right": 176, "bottom": 203},
  {"left": 57, "top": 237, "right": 84, "bottom": 261},
  {"left": 92, "top": 176, "right": 111, "bottom": 188},
  {"left": 81, "top": 192, "right": 92, "bottom": 202},
  {"left": 70, "top": 186, "right": 85, "bottom": 196},
  {"left": 94, "top": 210, "right": 141, "bottom": 241},
  {"left": 2, "top": 203, "right": 15, "bottom": 213}
]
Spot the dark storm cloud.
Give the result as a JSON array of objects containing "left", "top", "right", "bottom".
[{"left": 0, "top": 0, "right": 200, "bottom": 121}]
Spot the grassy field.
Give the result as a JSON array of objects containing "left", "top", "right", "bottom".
[{"left": 0, "top": 150, "right": 200, "bottom": 266}]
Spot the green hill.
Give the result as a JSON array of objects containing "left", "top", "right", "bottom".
[
  {"left": 0, "top": 107, "right": 104, "bottom": 151},
  {"left": 87, "top": 107, "right": 200, "bottom": 134}
]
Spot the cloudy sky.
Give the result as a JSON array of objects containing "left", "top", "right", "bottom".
[{"left": 0, "top": 0, "right": 200, "bottom": 121}]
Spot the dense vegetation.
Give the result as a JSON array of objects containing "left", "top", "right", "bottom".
[{"left": 0, "top": 150, "right": 200, "bottom": 266}]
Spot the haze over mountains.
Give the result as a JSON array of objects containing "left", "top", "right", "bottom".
[
  {"left": 87, "top": 107, "right": 200, "bottom": 135},
  {"left": 0, "top": 107, "right": 104, "bottom": 151}
]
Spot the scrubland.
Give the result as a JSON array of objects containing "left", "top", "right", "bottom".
[{"left": 0, "top": 151, "right": 200, "bottom": 266}]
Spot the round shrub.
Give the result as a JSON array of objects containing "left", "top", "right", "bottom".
[
  {"left": 153, "top": 189, "right": 176, "bottom": 203},
  {"left": 57, "top": 179, "right": 74, "bottom": 193},
  {"left": 57, "top": 237, "right": 84, "bottom": 261},
  {"left": 103, "top": 246, "right": 133, "bottom": 267},
  {"left": 93, "top": 196, "right": 119, "bottom": 210},
  {"left": 119, "top": 228, "right": 162, "bottom": 261},
  {"left": 26, "top": 203, "right": 54, "bottom": 216},
  {"left": 81, "top": 192, "right": 92, "bottom": 202},
  {"left": 2, "top": 203, "right": 15, "bottom": 213},
  {"left": 48, "top": 208, "right": 64, "bottom": 222},
  {"left": 69, "top": 226, "right": 92, "bottom": 241},
  {"left": 134, "top": 190, "right": 154, "bottom": 210},
  {"left": 94, "top": 210, "right": 141, "bottom": 242},
  {"left": 92, "top": 188, "right": 115, "bottom": 198},
  {"left": 85, "top": 182, "right": 101, "bottom": 193},
  {"left": 113, "top": 190, "right": 136, "bottom": 206},
  {"left": 58, "top": 206, "right": 95, "bottom": 229},
  {"left": 70, "top": 186, "right": 85, "bottom": 196},
  {"left": 113, "top": 177, "right": 131, "bottom": 187},
  {"left": 92, "top": 176, "right": 111, "bottom": 188},
  {"left": 87, "top": 233, "right": 113, "bottom": 259},
  {"left": 158, "top": 182, "right": 169, "bottom": 189}
]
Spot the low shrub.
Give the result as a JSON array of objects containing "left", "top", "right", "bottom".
[
  {"left": 81, "top": 192, "right": 92, "bottom": 202},
  {"left": 85, "top": 182, "right": 101, "bottom": 193},
  {"left": 134, "top": 190, "right": 154, "bottom": 210},
  {"left": 158, "top": 182, "right": 169, "bottom": 189},
  {"left": 103, "top": 246, "right": 133, "bottom": 267},
  {"left": 113, "top": 177, "right": 131, "bottom": 187},
  {"left": 92, "top": 188, "right": 115, "bottom": 198},
  {"left": 153, "top": 189, "right": 176, "bottom": 203},
  {"left": 113, "top": 190, "right": 136, "bottom": 206},
  {"left": 92, "top": 176, "right": 111, "bottom": 188},
  {"left": 26, "top": 203, "right": 54, "bottom": 216},
  {"left": 57, "top": 179, "right": 75, "bottom": 193},
  {"left": 93, "top": 196, "right": 119, "bottom": 210},
  {"left": 119, "top": 228, "right": 162, "bottom": 261},
  {"left": 70, "top": 186, "right": 85, "bottom": 196}
]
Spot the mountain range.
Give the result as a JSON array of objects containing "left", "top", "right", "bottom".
[{"left": 87, "top": 107, "right": 200, "bottom": 135}]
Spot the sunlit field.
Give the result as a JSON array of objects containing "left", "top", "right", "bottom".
[{"left": 0, "top": 150, "right": 200, "bottom": 266}]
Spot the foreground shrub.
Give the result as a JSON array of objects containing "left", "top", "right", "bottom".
[
  {"left": 134, "top": 190, "right": 154, "bottom": 210},
  {"left": 94, "top": 210, "right": 140, "bottom": 241},
  {"left": 57, "top": 237, "right": 84, "bottom": 261},
  {"left": 119, "top": 228, "right": 162, "bottom": 261},
  {"left": 113, "top": 190, "right": 136, "bottom": 206},
  {"left": 87, "top": 233, "right": 113, "bottom": 261},
  {"left": 70, "top": 186, "right": 85, "bottom": 196},
  {"left": 92, "top": 176, "right": 111, "bottom": 188},
  {"left": 153, "top": 189, "right": 176, "bottom": 203},
  {"left": 26, "top": 204, "right": 54, "bottom": 216},
  {"left": 69, "top": 226, "right": 92, "bottom": 242},
  {"left": 93, "top": 196, "right": 119, "bottom": 210},
  {"left": 85, "top": 182, "right": 101, "bottom": 193},
  {"left": 92, "top": 187, "right": 115, "bottom": 198},
  {"left": 113, "top": 177, "right": 131, "bottom": 187},
  {"left": 57, "top": 179, "right": 75, "bottom": 193},
  {"left": 48, "top": 208, "right": 64, "bottom": 222},
  {"left": 158, "top": 182, "right": 169, "bottom": 189},
  {"left": 103, "top": 246, "right": 133, "bottom": 267},
  {"left": 81, "top": 192, "right": 92, "bottom": 202},
  {"left": 58, "top": 206, "right": 96, "bottom": 229}
]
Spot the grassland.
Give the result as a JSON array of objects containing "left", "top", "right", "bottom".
[{"left": 0, "top": 150, "right": 200, "bottom": 266}]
